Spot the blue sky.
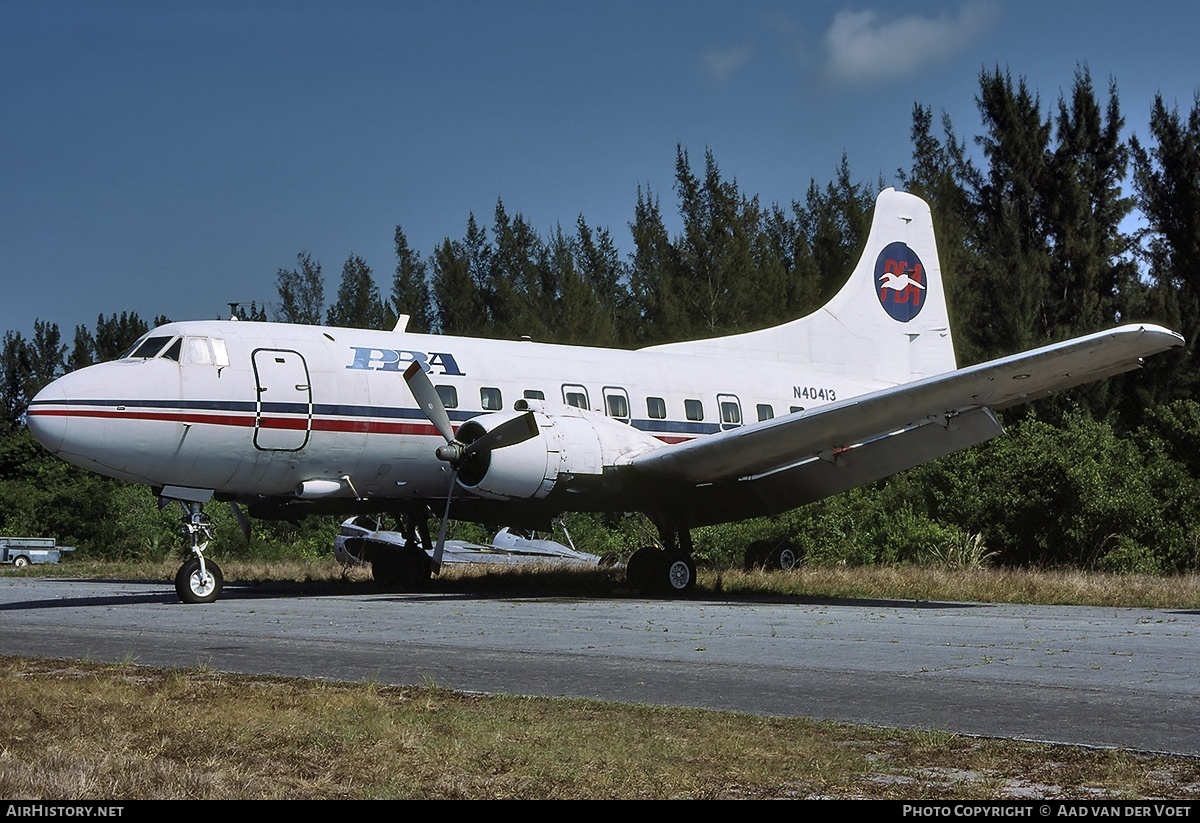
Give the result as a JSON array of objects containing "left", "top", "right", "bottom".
[{"left": 3, "top": 1, "right": 1199, "bottom": 341}]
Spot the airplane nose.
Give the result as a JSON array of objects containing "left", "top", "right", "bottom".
[{"left": 26, "top": 379, "right": 66, "bottom": 454}]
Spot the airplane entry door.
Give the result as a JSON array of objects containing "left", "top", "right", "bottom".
[{"left": 252, "top": 348, "right": 312, "bottom": 451}]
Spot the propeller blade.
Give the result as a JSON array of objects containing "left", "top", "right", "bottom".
[
  {"left": 461, "top": 412, "right": 539, "bottom": 458},
  {"left": 431, "top": 468, "right": 458, "bottom": 573},
  {"left": 228, "top": 501, "right": 251, "bottom": 542},
  {"left": 403, "top": 361, "right": 455, "bottom": 444}
]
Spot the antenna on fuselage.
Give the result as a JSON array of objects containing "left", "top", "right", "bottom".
[{"left": 226, "top": 301, "right": 264, "bottom": 321}]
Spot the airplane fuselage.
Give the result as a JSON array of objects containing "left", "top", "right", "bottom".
[{"left": 28, "top": 318, "right": 874, "bottom": 522}]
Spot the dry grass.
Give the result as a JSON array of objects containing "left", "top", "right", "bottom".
[
  {"left": 22, "top": 557, "right": 1200, "bottom": 610},
  {"left": 710, "top": 565, "right": 1200, "bottom": 610},
  {"left": 1, "top": 656, "right": 1198, "bottom": 800}
]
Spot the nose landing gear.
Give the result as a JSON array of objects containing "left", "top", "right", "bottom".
[{"left": 174, "top": 502, "right": 224, "bottom": 604}]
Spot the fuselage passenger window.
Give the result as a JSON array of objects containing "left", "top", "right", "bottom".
[
  {"left": 605, "top": 394, "right": 629, "bottom": 419},
  {"left": 563, "top": 385, "right": 589, "bottom": 409},
  {"left": 685, "top": 399, "right": 704, "bottom": 421},
  {"left": 481, "top": 387, "right": 502, "bottom": 410},
  {"left": 790, "top": 406, "right": 804, "bottom": 414},
  {"left": 647, "top": 397, "right": 666, "bottom": 419},
  {"left": 436, "top": 385, "right": 459, "bottom": 409},
  {"left": 757, "top": 404, "right": 774, "bottom": 421},
  {"left": 719, "top": 399, "right": 742, "bottom": 426},
  {"left": 523, "top": 389, "right": 545, "bottom": 400}
]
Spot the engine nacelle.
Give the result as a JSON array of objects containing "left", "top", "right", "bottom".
[{"left": 454, "top": 403, "right": 662, "bottom": 501}]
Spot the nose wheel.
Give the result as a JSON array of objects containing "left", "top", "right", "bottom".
[
  {"left": 175, "top": 556, "right": 224, "bottom": 603},
  {"left": 173, "top": 502, "right": 224, "bottom": 604}
]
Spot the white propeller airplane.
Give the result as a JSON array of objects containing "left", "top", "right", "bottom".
[{"left": 25, "top": 188, "right": 1183, "bottom": 603}]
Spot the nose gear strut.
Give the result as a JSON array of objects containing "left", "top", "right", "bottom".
[{"left": 174, "top": 501, "right": 224, "bottom": 604}]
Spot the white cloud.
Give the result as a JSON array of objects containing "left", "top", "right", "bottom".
[
  {"left": 823, "top": 1, "right": 995, "bottom": 85},
  {"left": 704, "top": 44, "right": 756, "bottom": 85}
]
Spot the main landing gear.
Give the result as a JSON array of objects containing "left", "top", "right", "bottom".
[
  {"left": 364, "top": 509, "right": 433, "bottom": 592},
  {"left": 625, "top": 528, "right": 697, "bottom": 595},
  {"left": 173, "top": 502, "right": 224, "bottom": 604},
  {"left": 743, "top": 538, "right": 801, "bottom": 571}
]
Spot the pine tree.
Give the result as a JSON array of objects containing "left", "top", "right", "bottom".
[
  {"left": 27, "top": 320, "right": 64, "bottom": 393},
  {"left": 673, "top": 146, "right": 782, "bottom": 335},
  {"left": 1131, "top": 92, "right": 1200, "bottom": 404},
  {"left": 762, "top": 202, "right": 821, "bottom": 320},
  {"left": 325, "top": 255, "right": 389, "bottom": 330},
  {"left": 274, "top": 252, "right": 325, "bottom": 325},
  {"left": 0, "top": 331, "right": 31, "bottom": 431},
  {"left": 489, "top": 200, "right": 548, "bottom": 340},
  {"left": 391, "top": 227, "right": 432, "bottom": 333},
  {"left": 66, "top": 325, "right": 95, "bottom": 372},
  {"left": 544, "top": 226, "right": 593, "bottom": 344},
  {"left": 1040, "top": 68, "right": 1142, "bottom": 419},
  {"left": 628, "top": 185, "right": 684, "bottom": 344},
  {"left": 574, "top": 216, "right": 629, "bottom": 346},
  {"left": 431, "top": 237, "right": 486, "bottom": 335},
  {"left": 901, "top": 104, "right": 983, "bottom": 364},
  {"left": 797, "top": 158, "right": 875, "bottom": 308},
  {"left": 1047, "top": 67, "right": 1137, "bottom": 336},
  {"left": 972, "top": 67, "right": 1054, "bottom": 357},
  {"left": 92, "top": 312, "right": 152, "bottom": 362}
]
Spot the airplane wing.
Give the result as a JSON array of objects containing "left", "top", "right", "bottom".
[{"left": 617, "top": 324, "right": 1182, "bottom": 523}]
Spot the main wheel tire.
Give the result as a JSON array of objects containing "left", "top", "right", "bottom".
[
  {"left": 625, "top": 546, "right": 663, "bottom": 590},
  {"left": 663, "top": 553, "right": 696, "bottom": 594},
  {"left": 769, "top": 541, "right": 801, "bottom": 571},
  {"left": 372, "top": 545, "right": 432, "bottom": 591},
  {"left": 174, "top": 557, "right": 223, "bottom": 604},
  {"left": 743, "top": 540, "right": 771, "bottom": 570}
]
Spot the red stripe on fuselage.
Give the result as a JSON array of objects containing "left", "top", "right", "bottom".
[
  {"left": 28, "top": 407, "right": 697, "bottom": 443},
  {"left": 26, "top": 407, "right": 441, "bottom": 437}
]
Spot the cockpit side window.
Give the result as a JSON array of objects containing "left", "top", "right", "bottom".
[
  {"left": 182, "top": 337, "right": 214, "bottom": 365},
  {"left": 160, "top": 338, "right": 183, "bottom": 362},
  {"left": 211, "top": 338, "right": 229, "bottom": 367}
]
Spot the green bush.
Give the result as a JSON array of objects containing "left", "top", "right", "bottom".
[{"left": 1097, "top": 535, "right": 1162, "bottom": 574}]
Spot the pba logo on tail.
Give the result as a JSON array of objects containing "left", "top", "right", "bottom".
[{"left": 875, "top": 241, "right": 926, "bottom": 322}]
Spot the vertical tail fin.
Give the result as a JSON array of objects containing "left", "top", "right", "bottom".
[
  {"left": 643, "top": 188, "right": 957, "bottom": 388},
  {"left": 811, "top": 187, "right": 956, "bottom": 383}
]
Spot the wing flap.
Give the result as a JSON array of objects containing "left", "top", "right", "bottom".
[
  {"left": 623, "top": 324, "right": 1182, "bottom": 486},
  {"left": 678, "top": 407, "right": 1005, "bottom": 527}
]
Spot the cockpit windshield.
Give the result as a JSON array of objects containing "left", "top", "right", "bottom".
[
  {"left": 122, "top": 335, "right": 229, "bottom": 366},
  {"left": 125, "top": 336, "right": 173, "bottom": 359}
]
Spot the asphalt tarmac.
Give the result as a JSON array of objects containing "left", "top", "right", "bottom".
[{"left": 1, "top": 576, "right": 1197, "bottom": 756}]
